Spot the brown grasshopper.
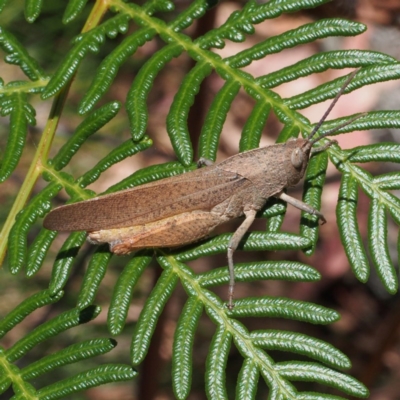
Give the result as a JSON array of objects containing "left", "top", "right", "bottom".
[{"left": 44, "top": 71, "right": 362, "bottom": 309}]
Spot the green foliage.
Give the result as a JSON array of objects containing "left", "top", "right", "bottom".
[{"left": 1, "top": 0, "right": 400, "bottom": 398}]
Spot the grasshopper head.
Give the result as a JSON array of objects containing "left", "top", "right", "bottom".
[
  {"left": 290, "top": 138, "right": 313, "bottom": 169},
  {"left": 285, "top": 70, "right": 364, "bottom": 185},
  {"left": 286, "top": 114, "right": 365, "bottom": 188},
  {"left": 285, "top": 138, "right": 313, "bottom": 186}
]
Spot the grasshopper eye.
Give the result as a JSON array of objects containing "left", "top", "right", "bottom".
[{"left": 291, "top": 148, "right": 304, "bottom": 169}]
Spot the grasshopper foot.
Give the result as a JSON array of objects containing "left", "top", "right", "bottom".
[{"left": 197, "top": 157, "right": 214, "bottom": 168}]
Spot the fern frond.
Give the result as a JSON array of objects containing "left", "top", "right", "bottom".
[
  {"left": 6, "top": 305, "right": 101, "bottom": 361},
  {"left": 369, "top": 198, "right": 397, "bottom": 293},
  {"left": 251, "top": 330, "right": 350, "bottom": 369},
  {"left": 240, "top": 100, "right": 272, "bottom": 152},
  {"left": 200, "top": 0, "right": 330, "bottom": 48},
  {"left": 2, "top": 0, "right": 399, "bottom": 397},
  {"left": 21, "top": 338, "right": 117, "bottom": 380},
  {"left": 0, "top": 0, "right": 8, "bottom": 14},
  {"left": 227, "top": 19, "right": 366, "bottom": 68},
  {"left": 330, "top": 139, "right": 400, "bottom": 292},
  {"left": 0, "top": 27, "right": 46, "bottom": 80},
  {"left": 230, "top": 297, "right": 339, "bottom": 323},
  {"left": 108, "top": 255, "right": 152, "bottom": 335},
  {"left": 0, "top": 91, "right": 36, "bottom": 182},
  {"left": 131, "top": 263, "right": 178, "bottom": 365},
  {"left": 78, "top": 27, "right": 157, "bottom": 114},
  {"left": 205, "top": 325, "right": 231, "bottom": 400},
  {"left": 127, "top": 43, "right": 184, "bottom": 140},
  {"left": 26, "top": 228, "right": 58, "bottom": 277},
  {"left": 76, "top": 244, "right": 112, "bottom": 309},
  {"left": 286, "top": 65, "right": 400, "bottom": 112},
  {"left": 236, "top": 358, "right": 259, "bottom": 400},
  {"left": 48, "top": 231, "right": 87, "bottom": 293},
  {"left": 42, "top": 13, "right": 131, "bottom": 99},
  {"left": 8, "top": 182, "right": 62, "bottom": 273},
  {"left": 199, "top": 79, "right": 241, "bottom": 160},
  {"left": 337, "top": 174, "right": 369, "bottom": 282},
  {"left": 300, "top": 151, "right": 328, "bottom": 254},
  {"left": 77, "top": 136, "right": 152, "bottom": 188},
  {"left": 176, "top": 232, "right": 313, "bottom": 262},
  {"left": 167, "top": 60, "right": 213, "bottom": 165},
  {"left": 80, "top": 0, "right": 206, "bottom": 114},
  {"left": 198, "top": 261, "right": 320, "bottom": 287},
  {"left": 25, "top": 0, "right": 42, "bottom": 23},
  {"left": 0, "top": 289, "right": 63, "bottom": 337},
  {"left": 277, "top": 361, "right": 368, "bottom": 396},
  {"left": 264, "top": 198, "right": 287, "bottom": 232},
  {"left": 63, "top": 0, "right": 89, "bottom": 24},
  {"left": 262, "top": 51, "right": 396, "bottom": 89},
  {"left": 146, "top": 257, "right": 368, "bottom": 398},
  {"left": 36, "top": 364, "right": 136, "bottom": 399},
  {"left": 1, "top": 301, "right": 131, "bottom": 398},
  {"left": 52, "top": 101, "right": 121, "bottom": 171},
  {"left": 172, "top": 296, "right": 203, "bottom": 399}
]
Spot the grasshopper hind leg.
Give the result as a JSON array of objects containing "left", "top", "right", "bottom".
[{"left": 89, "top": 211, "right": 223, "bottom": 255}]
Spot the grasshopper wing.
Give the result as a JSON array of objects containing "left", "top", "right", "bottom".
[{"left": 43, "top": 166, "right": 249, "bottom": 232}]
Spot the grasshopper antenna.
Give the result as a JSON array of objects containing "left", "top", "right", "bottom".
[
  {"left": 307, "top": 69, "right": 359, "bottom": 141},
  {"left": 309, "top": 112, "right": 367, "bottom": 146}
]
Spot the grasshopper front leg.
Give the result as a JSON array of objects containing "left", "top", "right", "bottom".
[
  {"left": 197, "top": 157, "right": 214, "bottom": 167},
  {"left": 276, "top": 191, "right": 326, "bottom": 224}
]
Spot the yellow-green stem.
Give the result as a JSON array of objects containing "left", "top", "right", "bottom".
[{"left": 0, "top": 0, "right": 110, "bottom": 266}]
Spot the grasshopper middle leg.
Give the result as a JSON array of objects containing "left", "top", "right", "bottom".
[{"left": 227, "top": 208, "right": 257, "bottom": 310}]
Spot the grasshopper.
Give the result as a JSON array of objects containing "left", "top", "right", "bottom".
[{"left": 44, "top": 70, "right": 361, "bottom": 309}]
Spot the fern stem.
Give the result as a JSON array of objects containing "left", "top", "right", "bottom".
[
  {"left": 0, "top": 89, "right": 67, "bottom": 265},
  {"left": 82, "top": 0, "right": 110, "bottom": 31}
]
